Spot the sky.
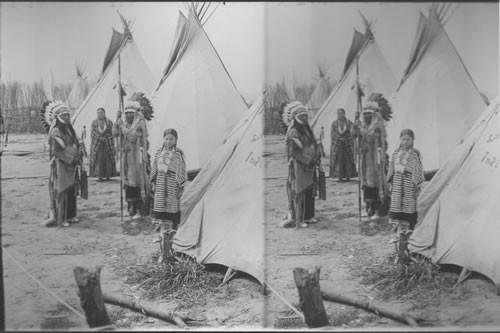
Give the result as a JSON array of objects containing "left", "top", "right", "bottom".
[
  {"left": 0, "top": 2, "right": 265, "bottom": 100},
  {"left": 1, "top": 2, "right": 498, "bottom": 101},
  {"left": 265, "top": 2, "right": 499, "bottom": 98}
]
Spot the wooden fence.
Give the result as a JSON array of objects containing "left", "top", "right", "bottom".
[
  {"left": 0, "top": 106, "right": 80, "bottom": 134},
  {"left": 264, "top": 107, "right": 286, "bottom": 135},
  {"left": 1, "top": 107, "right": 46, "bottom": 134},
  {"left": 2, "top": 105, "right": 287, "bottom": 136}
]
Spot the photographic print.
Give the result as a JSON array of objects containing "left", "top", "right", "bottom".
[
  {"left": 1, "top": 1, "right": 499, "bottom": 331},
  {"left": 1, "top": 2, "right": 265, "bottom": 330},
  {"left": 262, "top": 1, "right": 499, "bottom": 330}
]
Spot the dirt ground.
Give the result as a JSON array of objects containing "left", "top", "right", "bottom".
[
  {"left": 1, "top": 133, "right": 263, "bottom": 331},
  {"left": 4, "top": 133, "right": 500, "bottom": 331},
  {"left": 263, "top": 134, "right": 500, "bottom": 330}
]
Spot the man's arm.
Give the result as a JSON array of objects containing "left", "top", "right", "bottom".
[{"left": 51, "top": 129, "right": 74, "bottom": 164}]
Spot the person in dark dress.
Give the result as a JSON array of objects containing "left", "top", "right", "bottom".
[
  {"left": 89, "top": 108, "right": 117, "bottom": 181},
  {"left": 329, "top": 108, "right": 357, "bottom": 181}
]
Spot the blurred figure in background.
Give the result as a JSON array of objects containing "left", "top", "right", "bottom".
[
  {"left": 330, "top": 108, "right": 357, "bottom": 182},
  {"left": 89, "top": 107, "right": 117, "bottom": 181}
]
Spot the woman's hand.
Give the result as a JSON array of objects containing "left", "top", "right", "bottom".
[
  {"left": 151, "top": 182, "right": 156, "bottom": 193},
  {"left": 178, "top": 186, "right": 184, "bottom": 199}
]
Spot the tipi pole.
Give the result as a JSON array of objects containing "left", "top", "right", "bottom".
[
  {"left": 117, "top": 55, "right": 124, "bottom": 221},
  {"left": 355, "top": 56, "right": 362, "bottom": 222},
  {"left": 0, "top": 113, "right": 5, "bottom": 331},
  {"left": 453, "top": 268, "right": 471, "bottom": 288},
  {"left": 220, "top": 267, "right": 236, "bottom": 286},
  {"left": 357, "top": 141, "right": 362, "bottom": 221}
]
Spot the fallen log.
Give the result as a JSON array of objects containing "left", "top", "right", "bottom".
[
  {"left": 293, "top": 267, "right": 330, "bottom": 328},
  {"left": 321, "top": 290, "right": 420, "bottom": 327},
  {"left": 73, "top": 266, "right": 112, "bottom": 328},
  {"left": 103, "top": 292, "right": 190, "bottom": 329}
]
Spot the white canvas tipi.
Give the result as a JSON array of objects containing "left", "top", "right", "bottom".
[
  {"left": 71, "top": 14, "right": 155, "bottom": 148},
  {"left": 148, "top": 10, "right": 247, "bottom": 172},
  {"left": 173, "top": 94, "right": 265, "bottom": 284},
  {"left": 306, "top": 65, "right": 336, "bottom": 119},
  {"left": 310, "top": 14, "right": 396, "bottom": 164},
  {"left": 40, "top": 69, "right": 56, "bottom": 101},
  {"left": 387, "top": 5, "right": 486, "bottom": 173},
  {"left": 409, "top": 98, "right": 500, "bottom": 289},
  {"left": 66, "top": 64, "right": 92, "bottom": 112}
]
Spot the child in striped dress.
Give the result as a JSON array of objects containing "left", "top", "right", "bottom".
[
  {"left": 387, "top": 129, "right": 424, "bottom": 232},
  {"left": 150, "top": 128, "right": 187, "bottom": 232}
]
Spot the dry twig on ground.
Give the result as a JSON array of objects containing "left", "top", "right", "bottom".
[
  {"left": 350, "top": 251, "right": 455, "bottom": 304},
  {"left": 124, "top": 255, "right": 222, "bottom": 307}
]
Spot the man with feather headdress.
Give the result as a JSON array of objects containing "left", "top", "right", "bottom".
[
  {"left": 280, "top": 101, "right": 321, "bottom": 229},
  {"left": 352, "top": 98, "right": 388, "bottom": 220},
  {"left": 114, "top": 93, "right": 153, "bottom": 219},
  {"left": 41, "top": 100, "right": 82, "bottom": 227}
]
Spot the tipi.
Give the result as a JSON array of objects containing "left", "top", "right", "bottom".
[
  {"left": 310, "top": 13, "right": 396, "bottom": 167},
  {"left": 409, "top": 98, "right": 500, "bottom": 290},
  {"left": 386, "top": 4, "right": 486, "bottom": 174},
  {"left": 148, "top": 8, "right": 247, "bottom": 173},
  {"left": 71, "top": 13, "right": 155, "bottom": 148},
  {"left": 40, "top": 69, "right": 56, "bottom": 101},
  {"left": 66, "top": 64, "right": 92, "bottom": 112},
  {"left": 173, "top": 93, "right": 265, "bottom": 284},
  {"left": 306, "top": 64, "right": 336, "bottom": 119}
]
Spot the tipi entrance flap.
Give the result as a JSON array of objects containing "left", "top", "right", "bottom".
[{"left": 174, "top": 199, "right": 204, "bottom": 251}]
